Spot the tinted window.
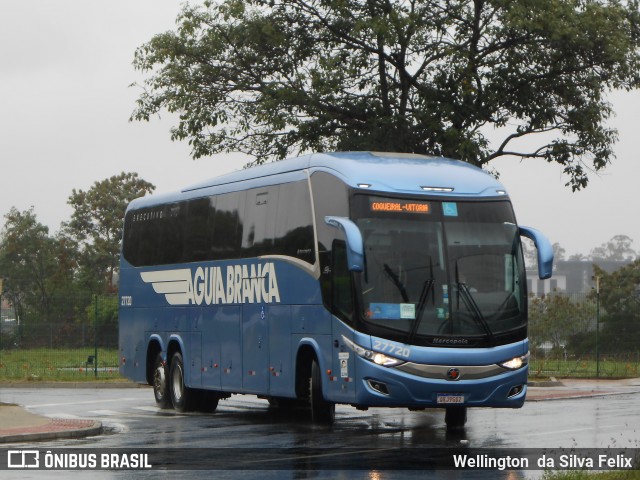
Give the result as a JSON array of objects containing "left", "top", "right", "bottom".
[
  {"left": 310, "top": 172, "right": 350, "bottom": 307},
  {"left": 123, "top": 203, "right": 185, "bottom": 266},
  {"left": 184, "top": 197, "right": 214, "bottom": 262},
  {"left": 332, "top": 240, "right": 354, "bottom": 323},
  {"left": 242, "top": 186, "right": 278, "bottom": 257},
  {"left": 273, "top": 181, "right": 315, "bottom": 264},
  {"left": 310, "top": 172, "right": 349, "bottom": 253},
  {"left": 211, "top": 190, "right": 243, "bottom": 260},
  {"left": 122, "top": 179, "right": 314, "bottom": 266},
  {"left": 161, "top": 203, "right": 186, "bottom": 264}
]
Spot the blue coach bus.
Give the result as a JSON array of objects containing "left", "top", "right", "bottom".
[{"left": 119, "top": 151, "right": 553, "bottom": 429}]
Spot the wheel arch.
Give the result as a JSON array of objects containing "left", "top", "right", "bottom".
[
  {"left": 166, "top": 335, "right": 184, "bottom": 366},
  {"left": 145, "top": 335, "right": 164, "bottom": 386},
  {"left": 294, "top": 339, "right": 323, "bottom": 399}
]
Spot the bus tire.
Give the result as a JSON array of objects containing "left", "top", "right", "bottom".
[
  {"left": 169, "top": 352, "right": 196, "bottom": 412},
  {"left": 152, "top": 353, "right": 171, "bottom": 409},
  {"left": 268, "top": 397, "right": 298, "bottom": 410},
  {"left": 197, "top": 390, "right": 220, "bottom": 413},
  {"left": 445, "top": 406, "right": 467, "bottom": 431},
  {"left": 309, "top": 359, "right": 335, "bottom": 425}
]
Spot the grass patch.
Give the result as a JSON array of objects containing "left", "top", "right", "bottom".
[
  {"left": 2, "top": 348, "right": 639, "bottom": 382},
  {"left": 0, "top": 348, "right": 122, "bottom": 381},
  {"left": 543, "top": 471, "right": 640, "bottom": 480},
  {"left": 530, "top": 358, "right": 640, "bottom": 378}
]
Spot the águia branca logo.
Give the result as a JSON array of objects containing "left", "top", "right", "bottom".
[{"left": 141, "top": 262, "right": 280, "bottom": 306}]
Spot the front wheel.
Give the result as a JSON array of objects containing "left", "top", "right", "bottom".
[
  {"left": 152, "top": 354, "right": 171, "bottom": 409},
  {"left": 445, "top": 406, "right": 467, "bottom": 431},
  {"left": 309, "top": 359, "right": 335, "bottom": 425},
  {"left": 169, "top": 352, "right": 196, "bottom": 412}
]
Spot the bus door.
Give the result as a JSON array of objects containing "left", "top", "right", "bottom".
[
  {"left": 329, "top": 240, "right": 357, "bottom": 402},
  {"left": 331, "top": 317, "right": 357, "bottom": 403}
]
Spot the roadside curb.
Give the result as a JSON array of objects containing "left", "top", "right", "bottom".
[
  {"left": 0, "top": 402, "right": 104, "bottom": 444},
  {"left": 0, "top": 381, "right": 145, "bottom": 389},
  {"left": 0, "top": 419, "right": 103, "bottom": 444},
  {"left": 525, "top": 391, "right": 624, "bottom": 402},
  {"left": 528, "top": 380, "right": 564, "bottom": 387}
]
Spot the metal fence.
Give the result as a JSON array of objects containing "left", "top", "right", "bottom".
[
  {"left": 0, "top": 291, "right": 638, "bottom": 380},
  {"left": 528, "top": 292, "right": 639, "bottom": 378},
  {"left": 0, "top": 293, "right": 119, "bottom": 380}
]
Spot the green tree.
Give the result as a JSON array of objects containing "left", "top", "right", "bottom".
[
  {"left": 553, "top": 243, "right": 566, "bottom": 263},
  {"left": 85, "top": 295, "right": 119, "bottom": 328},
  {"left": 66, "top": 172, "right": 155, "bottom": 292},
  {"left": 0, "top": 207, "right": 76, "bottom": 324},
  {"left": 132, "top": 0, "right": 640, "bottom": 190},
  {"left": 528, "top": 293, "right": 595, "bottom": 353},
  {"left": 594, "top": 260, "right": 640, "bottom": 351},
  {"left": 590, "top": 234, "right": 637, "bottom": 261}
]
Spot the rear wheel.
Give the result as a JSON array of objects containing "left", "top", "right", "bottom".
[
  {"left": 445, "top": 406, "right": 467, "bottom": 431},
  {"left": 268, "top": 397, "right": 300, "bottom": 411},
  {"left": 309, "top": 359, "right": 335, "bottom": 425},
  {"left": 152, "top": 354, "right": 171, "bottom": 409},
  {"left": 196, "top": 390, "right": 220, "bottom": 413},
  {"left": 169, "top": 352, "right": 196, "bottom": 412}
]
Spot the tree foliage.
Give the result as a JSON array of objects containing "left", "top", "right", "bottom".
[
  {"left": 594, "top": 259, "right": 640, "bottom": 350},
  {"left": 528, "top": 293, "right": 595, "bottom": 352},
  {"left": 132, "top": 0, "right": 640, "bottom": 190},
  {"left": 0, "top": 208, "right": 76, "bottom": 324},
  {"left": 66, "top": 172, "right": 155, "bottom": 292},
  {"left": 590, "top": 234, "right": 637, "bottom": 262}
]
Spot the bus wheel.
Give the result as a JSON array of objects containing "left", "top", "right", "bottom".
[
  {"left": 169, "top": 352, "right": 195, "bottom": 412},
  {"left": 152, "top": 354, "right": 171, "bottom": 409},
  {"left": 197, "top": 390, "right": 220, "bottom": 413},
  {"left": 445, "top": 406, "right": 467, "bottom": 431},
  {"left": 268, "top": 397, "right": 298, "bottom": 410},
  {"left": 309, "top": 359, "right": 335, "bottom": 425}
]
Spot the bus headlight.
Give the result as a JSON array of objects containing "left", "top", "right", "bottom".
[
  {"left": 342, "top": 336, "right": 406, "bottom": 367},
  {"left": 499, "top": 352, "right": 530, "bottom": 370}
]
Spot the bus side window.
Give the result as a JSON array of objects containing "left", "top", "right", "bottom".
[{"left": 332, "top": 240, "right": 354, "bottom": 324}]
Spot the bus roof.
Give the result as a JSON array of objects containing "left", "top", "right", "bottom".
[
  {"left": 129, "top": 151, "right": 507, "bottom": 210},
  {"left": 185, "top": 151, "right": 505, "bottom": 195}
]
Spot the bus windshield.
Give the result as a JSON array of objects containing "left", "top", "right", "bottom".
[{"left": 352, "top": 195, "right": 526, "bottom": 346}]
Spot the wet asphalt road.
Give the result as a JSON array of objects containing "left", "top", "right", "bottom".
[{"left": 1, "top": 386, "right": 639, "bottom": 479}]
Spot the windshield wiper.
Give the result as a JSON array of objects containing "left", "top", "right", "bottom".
[
  {"left": 457, "top": 282, "right": 496, "bottom": 346},
  {"left": 383, "top": 263, "right": 409, "bottom": 303},
  {"left": 407, "top": 279, "right": 434, "bottom": 344}
]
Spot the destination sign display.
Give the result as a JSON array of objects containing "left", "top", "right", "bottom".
[{"left": 369, "top": 199, "right": 431, "bottom": 214}]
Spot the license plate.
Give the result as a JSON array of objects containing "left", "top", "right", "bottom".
[{"left": 437, "top": 393, "right": 464, "bottom": 404}]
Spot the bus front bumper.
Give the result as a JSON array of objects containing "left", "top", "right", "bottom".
[{"left": 351, "top": 355, "right": 529, "bottom": 409}]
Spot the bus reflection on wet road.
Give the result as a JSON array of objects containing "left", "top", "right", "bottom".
[{"left": 1, "top": 387, "right": 638, "bottom": 479}]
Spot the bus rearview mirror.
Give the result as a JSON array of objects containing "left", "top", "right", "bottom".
[
  {"left": 324, "top": 216, "right": 364, "bottom": 272},
  {"left": 519, "top": 226, "right": 554, "bottom": 280}
]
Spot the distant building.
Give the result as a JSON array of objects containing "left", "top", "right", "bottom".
[{"left": 527, "top": 259, "right": 631, "bottom": 295}]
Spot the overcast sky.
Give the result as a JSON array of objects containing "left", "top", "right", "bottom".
[{"left": 1, "top": 1, "right": 639, "bottom": 259}]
